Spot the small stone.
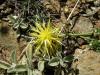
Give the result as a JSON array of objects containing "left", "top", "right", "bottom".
[
  {"left": 77, "top": 38, "right": 86, "bottom": 45},
  {"left": 72, "top": 17, "right": 93, "bottom": 34},
  {"left": 73, "top": 50, "right": 100, "bottom": 75}
]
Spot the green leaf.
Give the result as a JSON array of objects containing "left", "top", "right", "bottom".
[
  {"left": 11, "top": 50, "right": 17, "bottom": 64},
  {"left": 20, "top": 23, "right": 28, "bottom": 29},
  {"left": 48, "top": 57, "right": 60, "bottom": 66},
  {"left": 63, "top": 55, "right": 74, "bottom": 62},
  {"left": 0, "top": 60, "right": 10, "bottom": 69},
  {"left": 27, "top": 68, "right": 33, "bottom": 75},
  {"left": 95, "top": 28, "right": 100, "bottom": 34},
  {"left": 61, "top": 70, "right": 64, "bottom": 75},
  {"left": 89, "top": 39, "right": 100, "bottom": 52},
  {"left": 8, "top": 15, "right": 18, "bottom": 24},
  {"left": 26, "top": 44, "right": 33, "bottom": 67},
  {"left": 38, "top": 61, "right": 45, "bottom": 71},
  {"left": 33, "top": 69, "right": 42, "bottom": 75},
  {"left": 60, "top": 59, "right": 66, "bottom": 67},
  {"left": 13, "top": 23, "right": 19, "bottom": 29},
  {"left": 7, "top": 64, "right": 27, "bottom": 73}
]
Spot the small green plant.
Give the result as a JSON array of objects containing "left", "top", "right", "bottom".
[
  {"left": 30, "top": 19, "right": 64, "bottom": 57},
  {"left": 89, "top": 39, "right": 100, "bottom": 52},
  {"left": 0, "top": 49, "right": 27, "bottom": 75},
  {"left": 48, "top": 52, "right": 74, "bottom": 75},
  {"left": 2, "top": 0, "right": 81, "bottom": 75}
]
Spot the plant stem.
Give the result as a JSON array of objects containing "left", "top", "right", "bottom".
[
  {"left": 28, "top": 0, "right": 30, "bottom": 14},
  {"left": 68, "top": 33, "right": 92, "bottom": 36},
  {"left": 68, "top": 33, "right": 100, "bottom": 36}
]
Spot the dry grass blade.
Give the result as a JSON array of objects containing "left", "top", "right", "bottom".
[
  {"left": 17, "top": 38, "right": 34, "bottom": 61},
  {"left": 61, "top": 0, "right": 80, "bottom": 31}
]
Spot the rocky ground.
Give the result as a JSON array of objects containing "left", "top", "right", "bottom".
[
  {"left": 73, "top": 46, "right": 100, "bottom": 75},
  {"left": 0, "top": 0, "right": 100, "bottom": 75}
]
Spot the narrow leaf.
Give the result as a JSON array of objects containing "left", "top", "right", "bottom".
[
  {"left": 0, "top": 60, "right": 10, "bottom": 69},
  {"left": 7, "top": 64, "right": 27, "bottom": 73},
  {"left": 38, "top": 61, "right": 45, "bottom": 71},
  {"left": 63, "top": 55, "right": 74, "bottom": 62},
  {"left": 26, "top": 44, "right": 33, "bottom": 66},
  {"left": 48, "top": 57, "right": 60, "bottom": 66},
  {"left": 11, "top": 50, "right": 17, "bottom": 64}
]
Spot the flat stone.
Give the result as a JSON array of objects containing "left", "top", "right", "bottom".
[
  {"left": 72, "top": 17, "right": 93, "bottom": 34},
  {"left": 73, "top": 49, "right": 100, "bottom": 75}
]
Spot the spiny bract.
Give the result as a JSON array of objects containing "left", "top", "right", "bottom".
[{"left": 30, "top": 20, "right": 64, "bottom": 56}]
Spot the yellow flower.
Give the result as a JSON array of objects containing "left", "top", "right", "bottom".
[{"left": 30, "top": 20, "right": 64, "bottom": 56}]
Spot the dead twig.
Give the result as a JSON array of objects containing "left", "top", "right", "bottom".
[
  {"left": 17, "top": 38, "right": 34, "bottom": 61},
  {"left": 61, "top": 0, "right": 80, "bottom": 31}
]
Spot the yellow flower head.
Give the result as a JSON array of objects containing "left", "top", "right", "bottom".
[{"left": 30, "top": 20, "right": 64, "bottom": 56}]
